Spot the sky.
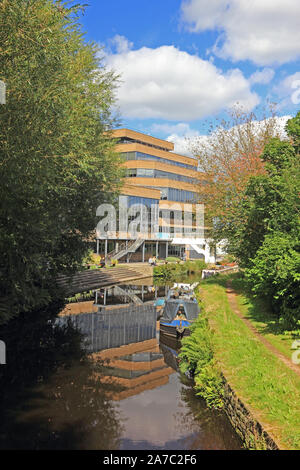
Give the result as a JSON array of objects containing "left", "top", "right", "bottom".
[{"left": 78, "top": 0, "right": 300, "bottom": 155}]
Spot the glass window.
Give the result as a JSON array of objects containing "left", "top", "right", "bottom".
[
  {"left": 128, "top": 196, "right": 159, "bottom": 208},
  {"left": 134, "top": 152, "right": 197, "bottom": 170},
  {"left": 126, "top": 169, "right": 137, "bottom": 177}
]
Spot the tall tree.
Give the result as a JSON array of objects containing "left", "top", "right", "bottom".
[
  {"left": 234, "top": 113, "right": 300, "bottom": 327},
  {"left": 0, "top": 0, "right": 123, "bottom": 323},
  {"left": 190, "top": 105, "right": 284, "bottom": 242}
]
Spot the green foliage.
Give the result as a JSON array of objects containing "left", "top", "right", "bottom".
[
  {"left": 67, "top": 290, "right": 95, "bottom": 304},
  {"left": 0, "top": 1, "right": 123, "bottom": 322},
  {"left": 154, "top": 260, "right": 206, "bottom": 280},
  {"left": 82, "top": 249, "right": 96, "bottom": 265},
  {"left": 165, "top": 256, "right": 181, "bottom": 262},
  {"left": 179, "top": 316, "right": 213, "bottom": 372},
  {"left": 261, "top": 138, "right": 296, "bottom": 171},
  {"left": 194, "top": 361, "right": 224, "bottom": 409},
  {"left": 246, "top": 233, "right": 300, "bottom": 328},
  {"left": 179, "top": 312, "right": 224, "bottom": 409},
  {"left": 228, "top": 111, "right": 300, "bottom": 328},
  {"left": 286, "top": 112, "right": 300, "bottom": 155},
  {"left": 220, "top": 254, "right": 236, "bottom": 264},
  {"left": 185, "top": 259, "right": 207, "bottom": 274}
]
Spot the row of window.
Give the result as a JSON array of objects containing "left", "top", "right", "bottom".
[
  {"left": 126, "top": 168, "right": 199, "bottom": 185},
  {"left": 118, "top": 137, "right": 170, "bottom": 152},
  {"left": 122, "top": 151, "right": 198, "bottom": 171},
  {"left": 168, "top": 245, "right": 185, "bottom": 257},
  {"left": 127, "top": 196, "right": 159, "bottom": 207},
  {"left": 122, "top": 190, "right": 198, "bottom": 206}
]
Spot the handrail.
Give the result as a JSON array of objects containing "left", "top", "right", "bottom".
[{"left": 106, "top": 238, "right": 145, "bottom": 261}]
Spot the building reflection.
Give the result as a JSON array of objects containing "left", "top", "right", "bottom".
[
  {"left": 58, "top": 303, "right": 158, "bottom": 353},
  {"left": 58, "top": 301, "right": 174, "bottom": 400},
  {"left": 92, "top": 338, "right": 174, "bottom": 401}
]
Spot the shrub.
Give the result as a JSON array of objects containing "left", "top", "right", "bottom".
[
  {"left": 246, "top": 233, "right": 300, "bottom": 329},
  {"left": 179, "top": 311, "right": 224, "bottom": 409},
  {"left": 154, "top": 260, "right": 207, "bottom": 280}
]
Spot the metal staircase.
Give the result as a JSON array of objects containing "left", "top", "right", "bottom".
[
  {"left": 107, "top": 238, "right": 145, "bottom": 261},
  {"left": 113, "top": 285, "right": 143, "bottom": 305}
]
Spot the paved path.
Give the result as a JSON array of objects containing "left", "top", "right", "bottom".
[{"left": 226, "top": 281, "right": 300, "bottom": 378}]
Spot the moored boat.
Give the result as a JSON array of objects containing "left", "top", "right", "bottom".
[{"left": 159, "top": 284, "right": 200, "bottom": 339}]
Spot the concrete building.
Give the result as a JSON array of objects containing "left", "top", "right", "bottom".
[{"left": 96, "top": 128, "right": 218, "bottom": 263}]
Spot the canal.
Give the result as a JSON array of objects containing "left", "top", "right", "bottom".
[{"left": 0, "top": 279, "right": 243, "bottom": 450}]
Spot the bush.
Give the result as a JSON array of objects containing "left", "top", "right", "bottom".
[
  {"left": 179, "top": 311, "right": 224, "bottom": 409},
  {"left": 154, "top": 260, "right": 207, "bottom": 280},
  {"left": 194, "top": 361, "right": 224, "bottom": 409},
  {"left": 246, "top": 233, "right": 300, "bottom": 329}
]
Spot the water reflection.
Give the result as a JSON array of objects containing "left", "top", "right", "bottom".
[
  {"left": 94, "top": 282, "right": 167, "bottom": 307},
  {"left": 115, "top": 337, "right": 242, "bottom": 450},
  {"left": 0, "top": 281, "right": 243, "bottom": 450},
  {"left": 58, "top": 304, "right": 157, "bottom": 353},
  {"left": 0, "top": 359, "right": 124, "bottom": 450}
]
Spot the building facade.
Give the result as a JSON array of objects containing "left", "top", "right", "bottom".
[{"left": 96, "top": 128, "right": 218, "bottom": 263}]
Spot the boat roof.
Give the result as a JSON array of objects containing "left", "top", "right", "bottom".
[{"left": 161, "top": 298, "right": 200, "bottom": 322}]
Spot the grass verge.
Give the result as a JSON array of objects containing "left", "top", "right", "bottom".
[
  {"left": 196, "top": 274, "right": 300, "bottom": 450},
  {"left": 230, "top": 274, "right": 300, "bottom": 361}
]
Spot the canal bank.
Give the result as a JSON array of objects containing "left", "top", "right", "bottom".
[{"left": 181, "top": 274, "right": 300, "bottom": 450}]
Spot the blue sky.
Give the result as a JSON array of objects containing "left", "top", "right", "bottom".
[{"left": 78, "top": 0, "right": 300, "bottom": 154}]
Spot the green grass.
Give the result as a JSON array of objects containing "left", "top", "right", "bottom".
[
  {"left": 199, "top": 275, "right": 300, "bottom": 450},
  {"left": 230, "top": 275, "right": 300, "bottom": 361},
  {"left": 165, "top": 256, "right": 181, "bottom": 262}
]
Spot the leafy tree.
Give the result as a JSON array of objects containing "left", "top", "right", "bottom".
[
  {"left": 245, "top": 233, "right": 300, "bottom": 327},
  {"left": 231, "top": 148, "right": 300, "bottom": 264},
  {"left": 233, "top": 112, "right": 300, "bottom": 327},
  {"left": 286, "top": 111, "right": 300, "bottom": 155},
  {"left": 190, "top": 105, "right": 283, "bottom": 240},
  {"left": 0, "top": 0, "right": 123, "bottom": 323},
  {"left": 261, "top": 138, "right": 296, "bottom": 170}
]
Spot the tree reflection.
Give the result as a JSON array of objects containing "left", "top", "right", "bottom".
[
  {"left": 0, "top": 299, "right": 124, "bottom": 449},
  {"left": 0, "top": 356, "right": 124, "bottom": 449}
]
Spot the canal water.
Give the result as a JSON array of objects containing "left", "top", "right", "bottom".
[{"left": 0, "top": 279, "right": 243, "bottom": 450}]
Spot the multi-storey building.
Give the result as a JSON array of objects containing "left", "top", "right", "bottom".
[{"left": 96, "top": 128, "right": 217, "bottom": 263}]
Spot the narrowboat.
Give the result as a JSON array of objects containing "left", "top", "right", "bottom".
[{"left": 159, "top": 284, "right": 200, "bottom": 339}]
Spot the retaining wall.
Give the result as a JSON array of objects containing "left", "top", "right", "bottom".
[{"left": 222, "top": 377, "right": 280, "bottom": 450}]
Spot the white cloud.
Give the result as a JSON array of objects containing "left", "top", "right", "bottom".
[
  {"left": 181, "top": 0, "right": 300, "bottom": 65},
  {"left": 105, "top": 38, "right": 259, "bottom": 121},
  {"left": 167, "top": 132, "right": 207, "bottom": 157},
  {"left": 249, "top": 68, "right": 275, "bottom": 85},
  {"left": 151, "top": 122, "right": 195, "bottom": 136},
  {"left": 274, "top": 115, "right": 293, "bottom": 137},
  {"left": 108, "top": 35, "right": 133, "bottom": 54},
  {"left": 151, "top": 123, "right": 206, "bottom": 156},
  {"left": 272, "top": 72, "right": 300, "bottom": 109}
]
